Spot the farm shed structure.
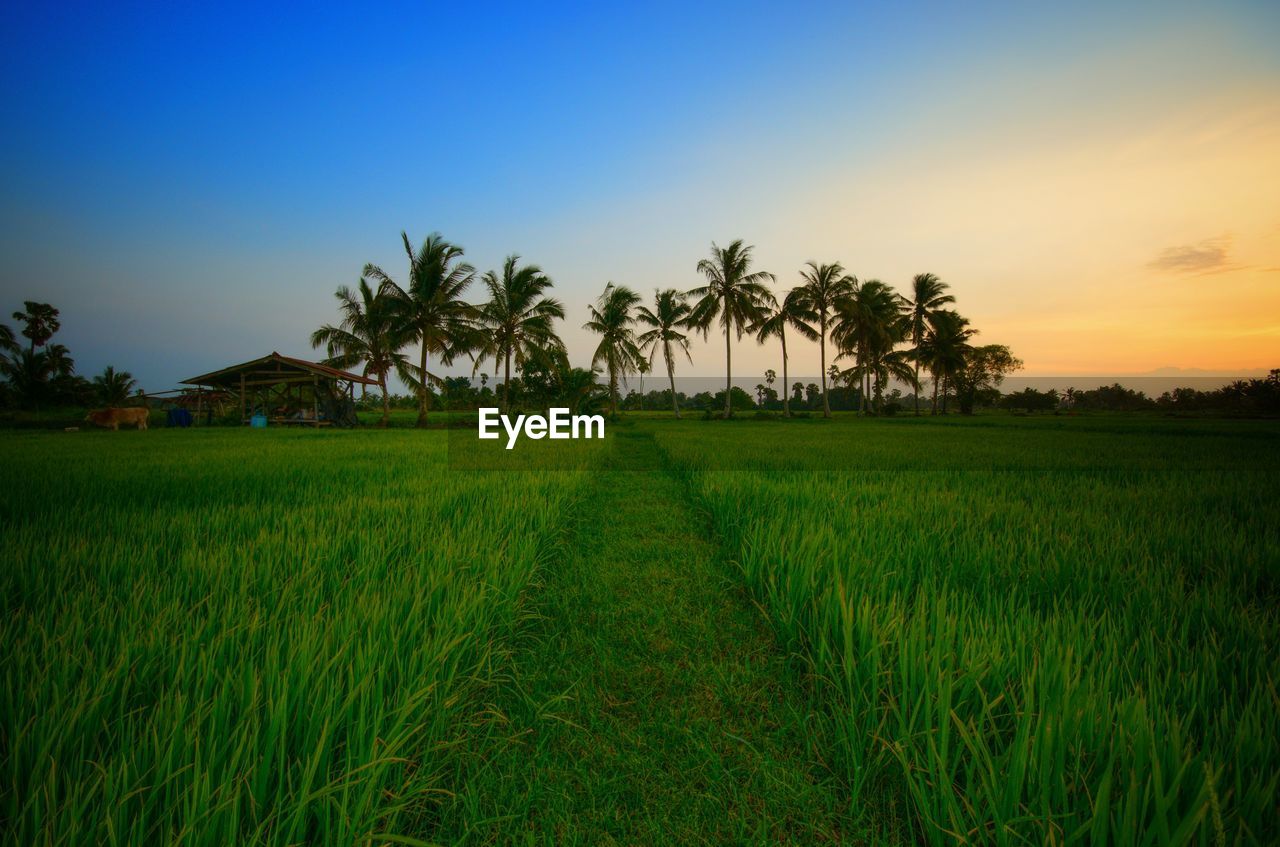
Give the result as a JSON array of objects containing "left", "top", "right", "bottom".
[{"left": 181, "top": 352, "right": 376, "bottom": 427}]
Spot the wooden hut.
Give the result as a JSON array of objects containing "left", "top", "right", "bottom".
[{"left": 181, "top": 352, "right": 376, "bottom": 427}]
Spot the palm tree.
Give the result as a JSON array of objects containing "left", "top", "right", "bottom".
[
  {"left": 904, "top": 273, "right": 956, "bottom": 415},
  {"left": 364, "top": 232, "right": 475, "bottom": 427},
  {"left": 473, "top": 255, "right": 566, "bottom": 413},
  {"left": 0, "top": 349, "right": 58, "bottom": 409},
  {"left": 312, "top": 278, "right": 412, "bottom": 427},
  {"left": 556, "top": 364, "right": 609, "bottom": 416},
  {"left": 11, "top": 301, "right": 60, "bottom": 354},
  {"left": 93, "top": 366, "right": 138, "bottom": 406},
  {"left": 750, "top": 288, "right": 817, "bottom": 417},
  {"left": 916, "top": 309, "right": 975, "bottom": 414},
  {"left": 687, "top": 240, "right": 775, "bottom": 418},
  {"left": 793, "top": 262, "right": 856, "bottom": 418},
  {"left": 585, "top": 283, "right": 643, "bottom": 415},
  {"left": 43, "top": 343, "right": 75, "bottom": 380},
  {"left": 636, "top": 289, "right": 694, "bottom": 418},
  {"left": 0, "top": 323, "right": 16, "bottom": 354},
  {"left": 832, "top": 279, "right": 906, "bottom": 415}
]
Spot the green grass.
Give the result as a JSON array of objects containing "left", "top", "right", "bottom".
[
  {"left": 433, "top": 427, "right": 878, "bottom": 844},
  {"left": 1, "top": 428, "right": 592, "bottom": 845},
  {"left": 649, "top": 415, "right": 1279, "bottom": 845},
  {"left": 3, "top": 415, "right": 1277, "bottom": 845}
]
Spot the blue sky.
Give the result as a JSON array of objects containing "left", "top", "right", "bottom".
[{"left": 2, "top": 1, "right": 1278, "bottom": 390}]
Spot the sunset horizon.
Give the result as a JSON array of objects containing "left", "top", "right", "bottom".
[{"left": 3, "top": 2, "right": 1278, "bottom": 391}]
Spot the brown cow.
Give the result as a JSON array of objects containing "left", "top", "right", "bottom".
[{"left": 85, "top": 407, "right": 150, "bottom": 430}]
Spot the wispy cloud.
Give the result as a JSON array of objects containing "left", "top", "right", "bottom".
[{"left": 1147, "top": 235, "right": 1241, "bottom": 275}]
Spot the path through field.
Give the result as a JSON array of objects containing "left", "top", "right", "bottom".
[{"left": 437, "top": 428, "right": 867, "bottom": 845}]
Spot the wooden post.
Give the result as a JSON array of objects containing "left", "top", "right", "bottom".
[
  {"left": 312, "top": 376, "right": 319, "bottom": 427},
  {"left": 240, "top": 374, "right": 246, "bottom": 424}
]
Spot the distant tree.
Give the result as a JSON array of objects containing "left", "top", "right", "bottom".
[
  {"left": 793, "top": 262, "right": 856, "bottom": 418},
  {"left": 440, "top": 376, "right": 477, "bottom": 410},
  {"left": 312, "top": 278, "right": 413, "bottom": 427},
  {"left": 1000, "top": 387, "right": 1058, "bottom": 413},
  {"left": 585, "top": 282, "right": 643, "bottom": 415},
  {"left": 687, "top": 240, "right": 774, "bottom": 418},
  {"left": 11, "top": 301, "right": 60, "bottom": 354},
  {"left": 365, "top": 232, "right": 476, "bottom": 427},
  {"left": 554, "top": 365, "right": 605, "bottom": 415},
  {"left": 711, "top": 385, "right": 757, "bottom": 412},
  {"left": 636, "top": 289, "right": 694, "bottom": 418},
  {"left": 472, "top": 255, "right": 566, "bottom": 413},
  {"left": 93, "top": 366, "right": 138, "bottom": 406},
  {"left": 1075, "top": 383, "right": 1154, "bottom": 411},
  {"left": 904, "top": 273, "right": 955, "bottom": 415},
  {"left": 750, "top": 288, "right": 817, "bottom": 417},
  {"left": 954, "top": 345, "right": 1023, "bottom": 414}
]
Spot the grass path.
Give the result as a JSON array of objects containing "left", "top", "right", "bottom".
[{"left": 435, "top": 428, "right": 870, "bottom": 845}]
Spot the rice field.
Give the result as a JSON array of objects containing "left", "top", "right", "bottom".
[
  {"left": 1, "top": 428, "right": 592, "bottom": 845},
  {"left": 2, "top": 416, "right": 1277, "bottom": 845},
  {"left": 652, "top": 416, "right": 1280, "bottom": 845}
]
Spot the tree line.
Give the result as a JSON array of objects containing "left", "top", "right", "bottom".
[
  {"left": 313, "top": 232, "right": 1024, "bottom": 426},
  {"left": 0, "top": 302, "right": 139, "bottom": 410}
]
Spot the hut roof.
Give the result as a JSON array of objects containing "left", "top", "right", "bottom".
[{"left": 180, "top": 352, "right": 378, "bottom": 388}]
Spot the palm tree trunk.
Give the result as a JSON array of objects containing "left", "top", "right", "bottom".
[
  {"left": 914, "top": 362, "right": 921, "bottom": 416},
  {"left": 666, "top": 345, "right": 679, "bottom": 419},
  {"left": 781, "top": 330, "right": 790, "bottom": 418},
  {"left": 723, "top": 297, "right": 732, "bottom": 418},
  {"left": 610, "top": 366, "right": 618, "bottom": 416},
  {"left": 416, "top": 342, "right": 429, "bottom": 428},
  {"left": 863, "top": 361, "right": 871, "bottom": 416},
  {"left": 820, "top": 319, "right": 830, "bottom": 418},
  {"left": 379, "top": 375, "right": 390, "bottom": 428},
  {"left": 932, "top": 374, "right": 939, "bottom": 415},
  {"left": 503, "top": 352, "right": 511, "bottom": 414}
]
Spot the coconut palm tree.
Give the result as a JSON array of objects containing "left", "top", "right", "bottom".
[
  {"left": 750, "top": 288, "right": 817, "bottom": 417},
  {"left": 0, "top": 349, "right": 54, "bottom": 408},
  {"left": 585, "top": 283, "right": 643, "bottom": 415},
  {"left": 312, "top": 278, "right": 413, "bottom": 427},
  {"left": 11, "top": 301, "right": 60, "bottom": 354},
  {"left": 472, "top": 255, "right": 566, "bottom": 413},
  {"left": 916, "top": 309, "right": 975, "bottom": 414},
  {"left": 687, "top": 240, "right": 775, "bottom": 418},
  {"left": 0, "top": 323, "right": 17, "bottom": 354},
  {"left": 364, "top": 232, "right": 475, "bottom": 427},
  {"left": 556, "top": 364, "right": 609, "bottom": 416},
  {"left": 832, "top": 279, "right": 905, "bottom": 415},
  {"left": 793, "top": 262, "right": 856, "bottom": 418},
  {"left": 93, "top": 366, "right": 138, "bottom": 406},
  {"left": 636, "top": 288, "right": 694, "bottom": 418},
  {"left": 904, "top": 273, "right": 956, "bottom": 415}
]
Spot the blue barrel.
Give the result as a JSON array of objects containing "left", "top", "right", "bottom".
[{"left": 250, "top": 414, "right": 268, "bottom": 428}]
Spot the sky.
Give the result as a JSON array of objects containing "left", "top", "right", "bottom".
[{"left": 2, "top": 0, "right": 1278, "bottom": 391}]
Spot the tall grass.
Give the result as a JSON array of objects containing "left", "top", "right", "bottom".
[
  {"left": 1, "top": 429, "right": 589, "bottom": 845},
  {"left": 655, "top": 417, "right": 1279, "bottom": 845}
]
